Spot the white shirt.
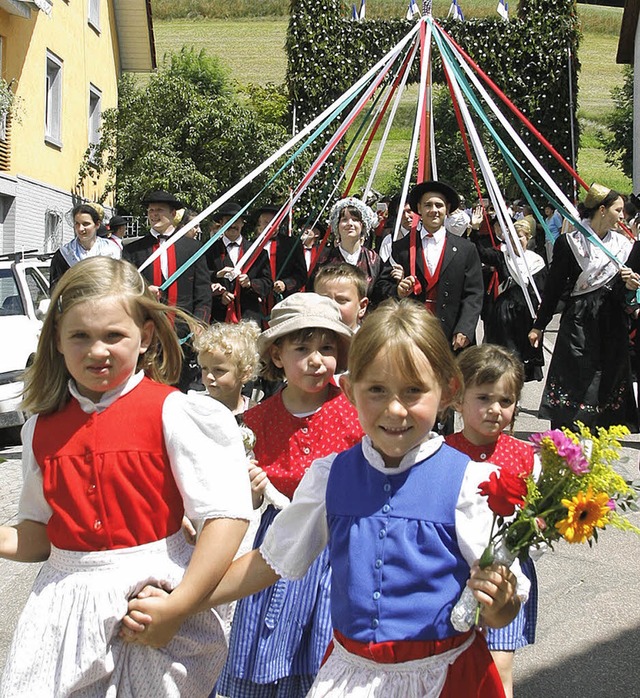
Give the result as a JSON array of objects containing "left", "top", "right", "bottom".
[
  {"left": 260, "top": 434, "right": 530, "bottom": 601},
  {"left": 224, "top": 235, "right": 243, "bottom": 265},
  {"left": 18, "top": 372, "right": 253, "bottom": 525},
  {"left": 421, "top": 224, "right": 447, "bottom": 274}
]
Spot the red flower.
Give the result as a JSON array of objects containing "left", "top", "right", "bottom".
[{"left": 478, "top": 466, "right": 528, "bottom": 517}]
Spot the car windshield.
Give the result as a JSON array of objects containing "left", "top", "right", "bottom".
[{"left": 0, "top": 269, "right": 25, "bottom": 316}]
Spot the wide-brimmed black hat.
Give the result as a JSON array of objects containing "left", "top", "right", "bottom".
[
  {"left": 108, "top": 215, "right": 127, "bottom": 229},
  {"left": 255, "top": 203, "right": 281, "bottom": 217},
  {"left": 408, "top": 181, "right": 460, "bottom": 214},
  {"left": 214, "top": 201, "right": 245, "bottom": 221},
  {"left": 142, "top": 190, "right": 185, "bottom": 209}
]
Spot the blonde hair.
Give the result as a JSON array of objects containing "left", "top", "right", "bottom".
[
  {"left": 348, "top": 298, "right": 462, "bottom": 407},
  {"left": 456, "top": 344, "right": 524, "bottom": 401},
  {"left": 22, "top": 257, "right": 196, "bottom": 415},
  {"left": 193, "top": 320, "right": 261, "bottom": 383},
  {"left": 313, "top": 263, "right": 368, "bottom": 300}
]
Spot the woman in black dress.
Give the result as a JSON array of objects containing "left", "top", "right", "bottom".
[
  {"left": 474, "top": 218, "right": 547, "bottom": 381},
  {"left": 528, "top": 184, "right": 638, "bottom": 431}
]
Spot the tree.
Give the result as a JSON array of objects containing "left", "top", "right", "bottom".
[
  {"left": 78, "top": 48, "right": 293, "bottom": 216},
  {"left": 600, "top": 65, "right": 633, "bottom": 179}
]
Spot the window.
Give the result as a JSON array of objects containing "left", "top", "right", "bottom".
[
  {"left": 44, "top": 210, "right": 62, "bottom": 253},
  {"left": 45, "top": 51, "right": 63, "bottom": 147},
  {"left": 88, "top": 0, "right": 100, "bottom": 32},
  {"left": 88, "top": 84, "right": 101, "bottom": 155}
]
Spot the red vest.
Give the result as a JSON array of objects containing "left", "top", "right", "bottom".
[{"left": 33, "top": 378, "right": 184, "bottom": 551}]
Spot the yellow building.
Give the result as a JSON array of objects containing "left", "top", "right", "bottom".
[{"left": 0, "top": 0, "right": 156, "bottom": 253}]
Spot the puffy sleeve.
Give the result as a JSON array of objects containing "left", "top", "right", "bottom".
[
  {"left": 455, "top": 461, "right": 531, "bottom": 602},
  {"left": 16, "top": 416, "right": 52, "bottom": 524},
  {"left": 162, "top": 391, "right": 252, "bottom": 522},
  {"left": 260, "top": 453, "right": 334, "bottom": 580}
]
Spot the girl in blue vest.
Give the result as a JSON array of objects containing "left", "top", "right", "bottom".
[
  {"left": 127, "top": 298, "right": 529, "bottom": 697},
  {"left": 446, "top": 344, "right": 540, "bottom": 698},
  {"left": 0, "top": 257, "right": 252, "bottom": 698}
]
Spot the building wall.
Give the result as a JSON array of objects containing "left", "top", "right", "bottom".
[{"left": 0, "top": 0, "right": 120, "bottom": 251}]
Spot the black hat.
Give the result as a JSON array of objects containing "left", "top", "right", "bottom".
[
  {"left": 214, "top": 201, "right": 245, "bottom": 221},
  {"left": 255, "top": 204, "right": 281, "bottom": 217},
  {"left": 142, "top": 190, "right": 185, "bottom": 209},
  {"left": 108, "top": 215, "right": 127, "bottom": 229},
  {"left": 407, "top": 181, "right": 460, "bottom": 214}
]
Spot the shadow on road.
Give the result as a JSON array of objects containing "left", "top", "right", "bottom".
[{"left": 515, "top": 625, "right": 640, "bottom": 698}]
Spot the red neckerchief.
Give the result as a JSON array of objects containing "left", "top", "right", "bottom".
[{"left": 152, "top": 240, "right": 178, "bottom": 309}]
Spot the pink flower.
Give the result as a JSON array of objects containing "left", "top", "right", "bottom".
[{"left": 530, "top": 430, "right": 590, "bottom": 474}]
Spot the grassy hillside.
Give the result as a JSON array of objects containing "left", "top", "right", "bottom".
[{"left": 153, "top": 3, "right": 631, "bottom": 192}]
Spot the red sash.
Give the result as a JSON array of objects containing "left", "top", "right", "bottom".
[
  {"left": 152, "top": 242, "right": 178, "bottom": 309},
  {"left": 327, "top": 629, "right": 473, "bottom": 664}
]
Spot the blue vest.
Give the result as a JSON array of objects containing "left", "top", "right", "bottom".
[{"left": 325, "top": 442, "right": 471, "bottom": 643}]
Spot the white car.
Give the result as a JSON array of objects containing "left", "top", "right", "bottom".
[{"left": 0, "top": 252, "right": 51, "bottom": 438}]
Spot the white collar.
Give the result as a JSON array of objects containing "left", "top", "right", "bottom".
[
  {"left": 68, "top": 371, "right": 145, "bottom": 414},
  {"left": 338, "top": 244, "right": 361, "bottom": 265},
  {"left": 419, "top": 223, "right": 446, "bottom": 242},
  {"left": 224, "top": 235, "right": 243, "bottom": 247},
  {"left": 361, "top": 433, "right": 445, "bottom": 474}
]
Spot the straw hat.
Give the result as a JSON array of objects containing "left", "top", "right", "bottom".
[
  {"left": 258, "top": 293, "right": 353, "bottom": 371},
  {"left": 583, "top": 183, "right": 611, "bottom": 209}
]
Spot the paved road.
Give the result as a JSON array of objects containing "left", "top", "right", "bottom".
[{"left": 1, "top": 321, "right": 639, "bottom": 696}]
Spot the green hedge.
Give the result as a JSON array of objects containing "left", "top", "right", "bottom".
[{"left": 286, "top": 0, "right": 580, "bottom": 204}]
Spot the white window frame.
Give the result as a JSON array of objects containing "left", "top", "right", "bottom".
[
  {"left": 45, "top": 50, "right": 63, "bottom": 148},
  {"left": 88, "top": 83, "right": 101, "bottom": 157},
  {"left": 88, "top": 0, "right": 100, "bottom": 32}
]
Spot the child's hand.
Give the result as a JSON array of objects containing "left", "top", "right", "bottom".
[
  {"left": 468, "top": 560, "right": 520, "bottom": 628},
  {"left": 248, "top": 460, "right": 269, "bottom": 509},
  {"left": 121, "top": 586, "right": 182, "bottom": 648}
]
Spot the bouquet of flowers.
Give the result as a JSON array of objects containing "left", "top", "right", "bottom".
[{"left": 451, "top": 424, "right": 640, "bottom": 631}]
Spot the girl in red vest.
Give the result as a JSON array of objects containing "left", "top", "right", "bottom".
[
  {"left": 0, "top": 256, "right": 252, "bottom": 698},
  {"left": 446, "top": 344, "right": 540, "bottom": 698}
]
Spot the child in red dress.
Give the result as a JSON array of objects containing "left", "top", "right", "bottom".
[
  {"left": 0, "top": 257, "right": 252, "bottom": 697},
  {"left": 446, "top": 344, "right": 539, "bottom": 698},
  {"left": 214, "top": 293, "right": 364, "bottom": 697}
]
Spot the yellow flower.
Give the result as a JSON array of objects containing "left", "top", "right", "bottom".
[{"left": 555, "top": 487, "right": 611, "bottom": 544}]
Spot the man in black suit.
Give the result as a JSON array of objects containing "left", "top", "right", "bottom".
[
  {"left": 374, "top": 181, "right": 483, "bottom": 351},
  {"left": 123, "top": 190, "right": 212, "bottom": 391},
  {"left": 254, "top": 204, "right": 307, "bottom": 315},
  {"left": 205, "top": 201, "right": 273, "bottom": 325}
]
